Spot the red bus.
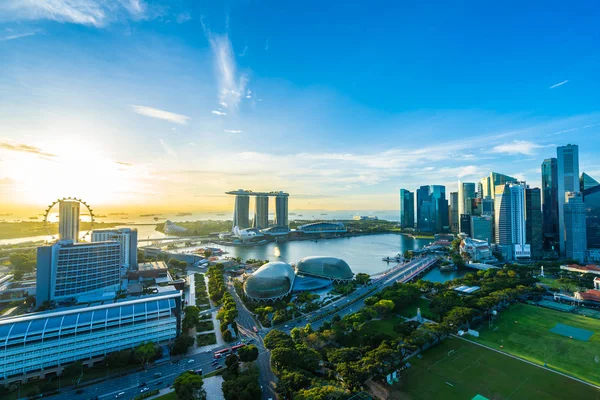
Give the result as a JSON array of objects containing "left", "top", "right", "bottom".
[
  {"left": 231, "top": 344, "right": 246, "bottom": 352},
  {"left": 213, "top": 348, "right": 231, "bottom": 358},
  {"left": 252, "top": 326, "right": 258, "bottom": 333}
]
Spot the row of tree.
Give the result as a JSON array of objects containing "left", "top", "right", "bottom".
[
  {"left": 207, "top": 264, "right": 227, "bottom": 304},
  {"left": 217, "top": 292, "right": 238, "bottom": 342}
]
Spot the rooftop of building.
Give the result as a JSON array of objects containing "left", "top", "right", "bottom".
[
  {"left": 0, "top": 288, "right": 181, "bottom": 325},
  {"left": 454, "top": 285, "right": 481, "bottom": 294},
  {"left": 225, "top": 189, "right": 289, "bottom": 197},
  {"left": 561, "top": 264, "right": 600, "bottom": 273},
  {"left": 578, "top": 290, "right": 600, "bottom": 303},
  {"left": 138, "top": 261, "right": 169, "bottom": 272}
]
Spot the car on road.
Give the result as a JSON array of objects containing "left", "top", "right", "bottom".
[
  {"left": 140, "top": 387, "right": 150, "bottom": 393},
  {"left": 115, "top": 392, "right": 125, "bottom": 399},
  {"left": 139, "top": 382, "right": 147, "bottom": 388},
  {"left": 187, "top": 359, "right": 194, "bottom": 363},
  {"left": 153, "top": 372, "right": 162, "bottom": 378},
  {"left": 214, "top": 365, "right": 223, "bottom": 370},
  {"left": 156, "top": 381, "right": 163, "bottom": 386}
]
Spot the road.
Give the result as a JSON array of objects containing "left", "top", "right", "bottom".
[{"left": 227, "top": 279, "right": 277, "bottom": 400}]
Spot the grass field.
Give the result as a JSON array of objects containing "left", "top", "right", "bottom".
[
  {"left": 154, "top": 391, "right": 178, "bottom": 400},
  {"left": 395, "top": 338, "right": 600, "bottom": 399},
  {"left": 400, "top": 298, "right": 438, "bottom": 320},
  {"left": 472, "top": 302, "right": 600, "bottom": 386}
]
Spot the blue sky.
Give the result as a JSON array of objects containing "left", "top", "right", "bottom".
[{"left": 1, "top": 1, "right": 600, "bottom": 212}]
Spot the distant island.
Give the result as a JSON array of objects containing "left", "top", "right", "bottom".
[
  {"left": 0, "top": 221, "right": 121, "bottom": 240},
  {"left": 176, "top": 212, "right": 193, "bottom": 217}
]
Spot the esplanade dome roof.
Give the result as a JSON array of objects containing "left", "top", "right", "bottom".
[
  {"left": 243, "top": 261, "right": 295, "bottom": 300},
  {"left": 295, "top": 256, "right": 353, "bottom": 281}
]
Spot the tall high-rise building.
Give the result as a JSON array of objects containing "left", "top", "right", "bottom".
[
  {"left": 458, "top": 182, "right": 476, "bottom": 233},
  {"left": 416, "top": 185, "right": 447, "bottom": 232},
  {"left": 525, "top": 187, "right": 543, "bottom": 259},
  {"left": 253, "top": 196, "right": 269, "bottom": 229},
  {"left": 399, "top": 189, "right": 415, "bottom": 229},
  {"left": 232, "top": 194, "right": 250, "bottom": 229},
  {"left": 36, "top": 240, "right": 121, "bottom": 307},
  {"left": 481, "top": 172, "right": 518, "bottom": 199},
  {"left": 449, "top": 192, "right": 459, "bottom": 232},
  {"left": 583, "top": 185, "right": 600, "bottom": 250},
  {"left": 557, "top": 144, "right": 580, "bottom": 255},
  {"left": 495, "top": 182, "right": 530, "bottom": 259},
  {"left": 275, "top": 194, "right": 289, "bottom": 227},
  {"left": 470, "top": 216, "right": 493, "bottom": 243},
  {"left": 541, "top": 158, "right": 559, "bottom": 252},
  {"left": 58, "top": 200, "right": 80, "bottom": 242},
  {"left": 581, "top": 172, "right": 600, "bottom": 192},
  {"left": 564, "top": 192, "right": 587, "bottom": 263},
  {"left": 460, "top": 214, "right": 472, "bottom": 237},
  {"left": 92, "top": 228, "right": 138, "bottom": 271}
]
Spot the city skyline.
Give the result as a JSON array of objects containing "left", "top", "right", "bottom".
[{"left": 2, "top": 1, "right": 600, "bottom": 213}]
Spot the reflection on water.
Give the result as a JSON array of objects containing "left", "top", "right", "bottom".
[{"left": 421, "top": 267, "right": 468, "bottom": 283}]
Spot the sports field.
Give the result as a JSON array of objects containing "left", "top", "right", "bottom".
[
  {"left": 472, "top": 303, "right": 600, "bottom": 386},
  {"left": 395, "top": 338, "right": 600, "bottom": 400}
]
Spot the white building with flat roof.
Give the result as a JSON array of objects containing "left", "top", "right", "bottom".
[{"left": 0, "top": 290, "right": 181, "bottom": 381}]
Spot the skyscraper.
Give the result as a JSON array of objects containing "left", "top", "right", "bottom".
[
  {"left": 430, "top": 185, "right": 448, "bottom": 231},
  {"left": 36, "top": 240, "right": 121, "bottom": 307},
  {"left": 253, "top": 196, "right": 269, "bottom": 229},
  {"left": 470, "top": 216, "right": 493, "bottom": 243},
  {"left": 417, "top": 186, "right": 433, "bottom": 232},
  {"left": 275, "top": 194, "right": 289, "bottom": 227},
  {"left": 525, "top": 187, "right": 543, "bottom": 259},
  {"left": 460, "top": 214, "right": 472, "bottom": 236},
  {"left": 581, "top": 172, "right": 600, "bottom": 192},
  {"left": 541, "top": 158, "right": 559, "bottom": 252},
  {"left": 480, "top": 172, "right": 517, "bottom": 199},
  {"left": 583, "top": 185, "right": 600, "bottom": 250},
  {"left": 458, "top": 182, "right": 476, "bottom": 232},
  {"left": 564, "top": 192, "right": 587, "bottom": 263},
  {"left": 449, "top": 192, "right": 459, "bottom": 232},
  {"left": 495, "top": 182, "right": 529, "bottom": 259},
  {"left": 399, "top": 189, "right": 415, "bottom": 229},
  {"left": 58, "top": 199, "right": 80, "bottom": 242},
  {"left": 92, "top": 228, "right": 138, "bottom": 271},
  {"left": 557, "top": 144, "right": 580, "bottom": 255},
  {"left": 233, "top": 194, "right": 250, "bottom": 229}
]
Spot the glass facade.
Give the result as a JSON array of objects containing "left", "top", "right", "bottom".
[
  {"left": 542, "top": 158, "right": 559, "bottom": 251},
  {"left": 399, "top": 189, "right": 415, "bottom": 229},
  {"left": 525, "top": 188, "right": 543, "bottom": 259},
  {"left": 0, "top": 292, "right": 180, "bottom": 379},
  {"left": 584, "top": 186, "right": 600, "bottom": 250}
]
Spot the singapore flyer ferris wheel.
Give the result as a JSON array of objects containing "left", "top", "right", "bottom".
[{"left": 43, "top": 197, "right": 95, "bottom": 241}]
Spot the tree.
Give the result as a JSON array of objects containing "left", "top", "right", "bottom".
[
  {"left": 373, "top": 299, "right": 395, "bottom": 317},
  {"left": 62, "top": 361, "right": 83, "bottom": 383},
  {"left": 134, "top": 342, "right": 156, "bottom": 369},
  {"left": 237, "top": 344, "right": 259, "bottom": 362},
  {"left": 225, "top": 353, "right": 240, "bottom": 376},
  {"left": 264, "top": 330, "right": 294, "bottom": 350},
  {"left": 183, "top": 305, "right": 200, "bottom": 331},
  {"left": 174, "top": 371, "right": 206, "bottom": 400},
  {"left": 277, "top": 370, "right": 311, "bottom": 398},
  {"left": 355, "top": 273, "right": 371, "bottom": 285},
  {"left": 172, "top": 334, "right": 195, "bottom": 355},
  {"left": 204, "top": 249, "right": 212, "bottom": 258},
  {"left": 295, "top": 385, "right": 348, "bottom": 400}
]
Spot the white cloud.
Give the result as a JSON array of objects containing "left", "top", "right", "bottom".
[
  {"left": 0, "top": 31, "right": 37, "bottom": 41},
  {"left": 239, "top": 46, "right": 248, "bottom": 57},
  {"left": 211, "top": 110, "right": 227, "bottom": 116},
  {"left": 159, "top": 138, "right": 176, "bottom": 156},
  {"left": 224, "top": 129, "right": 242, "bottom": 134},
  {"left": 549, "top": 80, "right": 569, "bottom": 89},
  {"left": 131, "top": 105, "right": 190, "bottom": 125},
  {"left": 176, "top": 12, "right": 191, "bottom": 23},
  {"left": 491, "top": 140, "right": 544, "bottom": 155},
  {"left": 202, "top": 21, "right": 248, "bottom": 110},
  {"left": 0, "top": 0, "right": 149, "bottom": 27}
]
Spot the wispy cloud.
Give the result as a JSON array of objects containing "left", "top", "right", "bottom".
[
  {"left": 0, "top": 31, "right": 37, "bottom": 41},
  {"left": 0, "top": 0, "right": 150, "bottom": 27},
  {"left": 115, "top": 161, "right": 133, "bottom": 166},
  {"left": 549, "top": 80, "right": 569, "bottom": 89},
  {"left": 239, "top": 46, "right": 248, "bottom": 57},
  {"left": 176, "top": 12, "right": 191, "bottom": 24},
  {"left": 211, "top": 110, "right": 227, "bottom": 116},
  {"left": 224, "top": 129, "right": 242, "bottom": 134},
  {"left": 491, "top": 140, "right": 545, "bottom": 155},
  {"left": 0, "top": 139, "right": 57, "bottom": 157},
  {"left": 202, "top": 19, "right": 248, "bottom": 110},
  {"left": 131, "top": 105, "right": 190, "bottom": 125},
  {"left": 159, "top": 139, "right": 176, "bottom": 156}
]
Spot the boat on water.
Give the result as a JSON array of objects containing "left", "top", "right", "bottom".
[
  {"left": 216, "top": 213, "right": 225, "bottom": 216},
  {"left": 28, "top": 216, "right": 38, "bottom": 220},
  {"left": 382, "top": 254, "right": 403, "bottom": 262}
]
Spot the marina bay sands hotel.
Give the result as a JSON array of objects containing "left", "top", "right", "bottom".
[{"left": 226, "top": 190, "right": 289, "bottom": 229}]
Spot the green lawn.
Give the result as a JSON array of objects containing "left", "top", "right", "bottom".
[
  {"left": 197, "top": 332, "right": 217, "bottom": 346},
  {"left": 399, "top": 298, "right": 438, "bottom": 320},
  {"left": 195, "top": 320, "right": 214, "bottom": 332},
  {"left": 361, "top": 318, "right": 400, "bottom": 338},
  {"left": 471, "top": 302, "right": 600, "bottom": 386},
  {"left": 154, "top": 391, "right": 178, "bottom": 400},
  {"left": 537, "top": 276, "right": 559, "bottom": 287},
  {"left": 395, "top": 337, "right": 600, "bottom": 400}
]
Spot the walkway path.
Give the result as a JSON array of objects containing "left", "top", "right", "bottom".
[{"left": 452, "top": 334, "right": 600, "bottom": 391}]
